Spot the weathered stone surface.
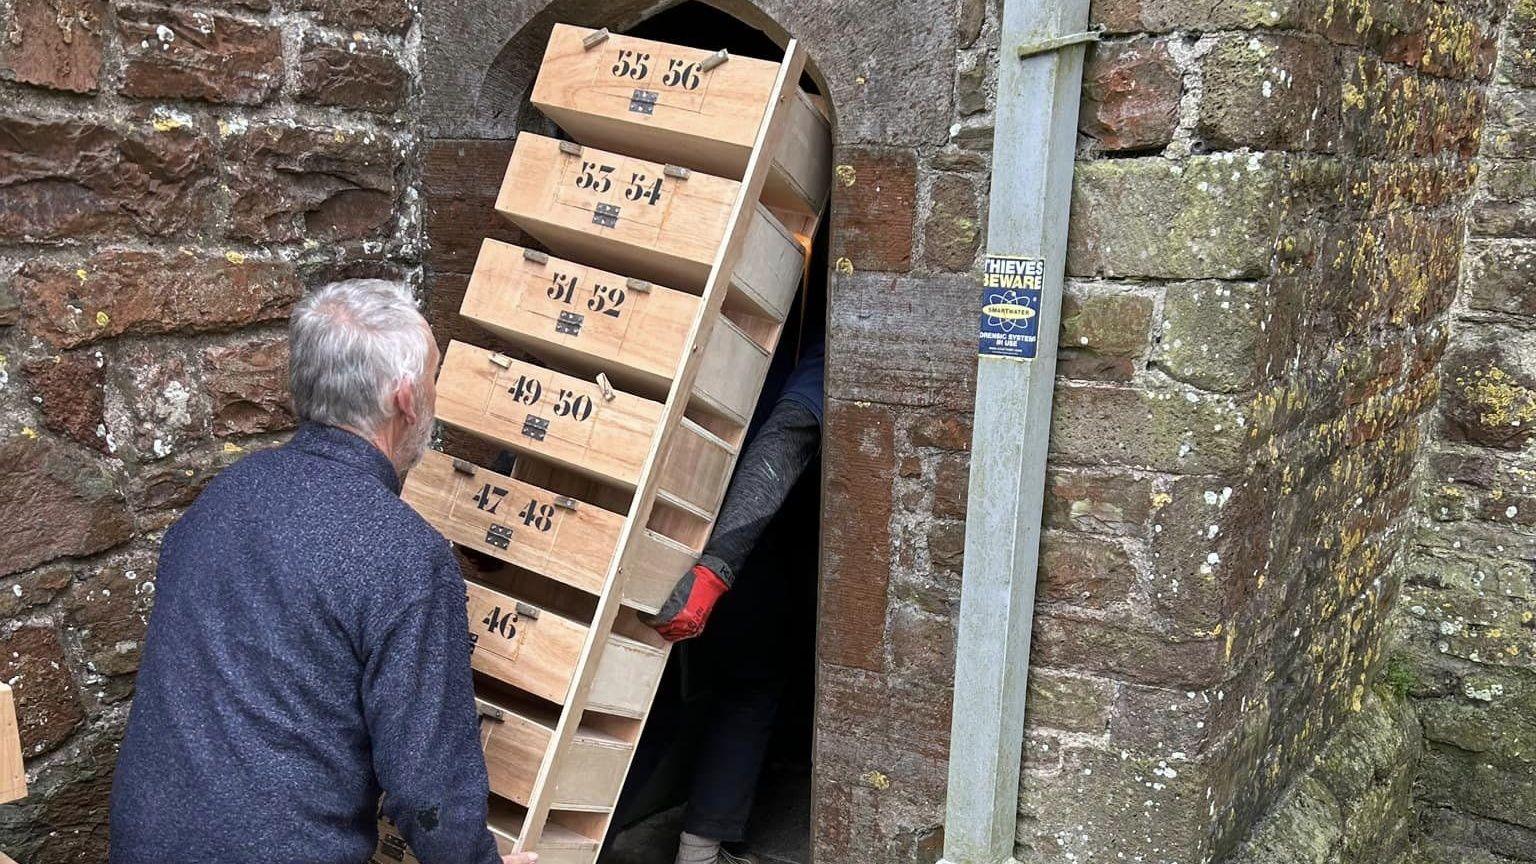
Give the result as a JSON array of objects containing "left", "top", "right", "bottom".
[
  {"left": 0, "top": 113, "right": 217, "bottom": 242},
  {"left": 1440, "top": 341, "right": 1536, "bottom": 451},
  {"left": 832, "top": 148, "right": 917, "bottom": 272},
  {"left": 1067, "top": 155, "right": 1284, "bottom": 279},
  {"left": 117, "top": 6, "right": 282, "bottom": 104},
  {"left": 1032, "top": 614, "right": 1227, "bottom": 687},
  {"left": 1038, "top": 531, "right": 1134, "bottom": 608},
  {"left": 1050, "top": 382, "right": 1248, "bottom": 473},
  {"left": 0, "top": 625, "right": 83, "bottom": 756},
  {"left": 292, "top": 0, "right": 412, "bottom": 32},
  {"left": 0, "top": 435, "right": 132, "bottom": 577},
  {"left": 1090, "top": 0, "right": 1305, "bottom": 33},
  {"left": 424, "top": 138, "right": 524, "bottom": 273},
  {"left": 297, "top": 34, "right": 409, "bottom": 114},
  {"left": 24, "top": 351, "right": 107, "bottom": 452},
  {"left": 1199, "top": 34, "right": 1341, "bottom": 153},
  {"left": 1153, "top": 281, "right": 1266, "bottom": 392},
  {"left": 1080, "top": 38, "right": 1180, "bottom": 152},
  {"left": 14, "top": 248, "right": 301, "bottom": 349},
  {"left": 1045, "top": 467, "right": 1154, "bottom": 535},
  {"left": 203, "top": 335, "right": 295, "bottom": 437},
  {"left": 1058, "top": 282, "right": 1154, "bottom": 381},
  {"left": 0, "top": 723, "right": 120, "bottom": 863},
  {"left": 107, "top": 341, "right": 213, "bottom": 462},
  {"left": 826, "top": 272, "right": 975, "bottom": 410},
  {"left": 1025, "top": 670, "right": 1114, "bottom": 733},
  {"left": 1463, "top": 239, "right": 1536, "bottom": 316},
  {"left": 0, "top": 0, "right": 106, "bottom": 92},
  {"left": 0, "top": 565, "right": 71, "bottom": 619},
  {"left": 820, "top": 399, "right": 895, "bottom": 672},
  {"left": 222, "top": 123, "right": 401, "bottom": 243},
  {"left": 921, "top": 172, "right": 981, "bottom": 272},
  {"left": 65, "top": 554, "right": 156, "bottom": 680}
]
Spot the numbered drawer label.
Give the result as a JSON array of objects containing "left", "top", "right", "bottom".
[
  {"left": 462, "top": 240, "right": 696, "bottom": 391},
  {"left": 403, "top": 451, "right": 624, "bottom": 595},
  {"left": 435, "top": 340, "right": 661, "bottom": 487}
]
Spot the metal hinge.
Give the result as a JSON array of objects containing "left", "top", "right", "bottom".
[
  {"left": 557, "top": 310, "right": 584, "bottom": 336},
  {"left": 484, "top": 524, "right": 513, "bottom": 549},
  {"left": 1016, "top": 28, "right": 1100, "bottom": 59},
  {"left": 593, "top": 203, "right": 620, "bottom": 228},
  {"left": 522, "top": 414, "right": 549, "bottom": 441},
  {"left": 630, "top": 89, "right": 659, "bottom": 115}
]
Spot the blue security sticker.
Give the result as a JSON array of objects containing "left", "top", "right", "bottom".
[{"left": 978, "top": 254, "right": 1045, "bottom": 358}]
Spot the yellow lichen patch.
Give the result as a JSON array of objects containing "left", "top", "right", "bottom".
[
  {"left": 1460, "top": 365, "right": 1536, "bottom": 430},
  {"left": 223, "top": 441, "right": 246, "bottom": 455},
  {"left": 859, "top": 770, "right": 890, "bottom": 790},
  {"left": 835, "top": 257, "right": 854, "bottom": 275},
  {"left": 95, "top": 311, "right": 110, "bottom": 328},
  {"left": 75, "top": 268, "right": 88, "bottom": 283},
  {"left": 20, "top": 426, "right": 38, "bottom": 439},
  {"left": 834, "top": 164, "right": 856, "bottom": 187},
  {"left": 152, "top": 116, "right": 185, "bottom": 132},
  {"left": 225, "top": 251, "right": 247, "bottom": 265}
]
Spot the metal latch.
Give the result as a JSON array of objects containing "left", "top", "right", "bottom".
[
  {"left": 521, "top": 414, "right": 549, "bottom": 441},
  {"left": 484, "top": 524, "right": 513, "bottom": 549},
  {"left": 558, "top": 140, "right": 584, "bottom": 156},
  {"left": 452, "top": 458, "right": 477, "bottom": 475},
  {"left": 629, "top": 89, "right": 659, "bottom": 115},
  {"left": 488, "top": 352, "right": 513, "bottom": 369},
  {"left": 553, "top": 495, "right": 578, "bottom": 511},
  {"left": 699, "top": 48, "right": 728, "bottom": 72},
  {"left": 581, "top": 28, "right": 610, "bottom": 50},
  {"left": 514, "top": 601, "right": 541, "bottom": 620},
  {"left": 522, "top": 248, "right": 549, "bottom": 265},
  {"left": 664, "top": 164, "right": 691, "bottom": 180},
  {"left": 625, "top": 277, "right": 652, "bottom": 293},
  {"left": 596, "top": 372, "right": 615, "bottom": 402},
  {"left": 593, "top": 203, "right": 620, "bottom": 228},
  {"left": 557, "top": 310, "right": 584, "bottom": 336},
  {"left": 476, "top": 702, "right": 505, "bottom": 722},
  {"left": 1016, "top": 28, "right": 1100, "bottom": 59}
]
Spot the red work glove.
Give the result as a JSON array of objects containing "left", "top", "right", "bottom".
[{"left": 642, "top": 563, "right": 729, "bottom": 642}]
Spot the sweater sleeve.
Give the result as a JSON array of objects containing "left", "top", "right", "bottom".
[{"left": 363, "top": 555, "right": 500, "bottom": 864}]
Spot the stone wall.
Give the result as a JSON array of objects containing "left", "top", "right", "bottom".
[
  {"left": 0, "top": 0, "right": 422, "bottom": 856},
  {"left": 1398, "top": 0, "right": 1536, "bottom": 859}
]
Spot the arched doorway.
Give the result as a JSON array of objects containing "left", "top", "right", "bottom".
[{"left": 419, "top": 4, "right": 832, "bottom": 863}]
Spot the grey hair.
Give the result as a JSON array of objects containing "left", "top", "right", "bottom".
[{"left": 289, "top": 279, "right": 431, "bottom": 437}]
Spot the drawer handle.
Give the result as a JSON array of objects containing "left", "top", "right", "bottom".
[
  {"left": 625, "top": 277, "right": 652, "bottom": 294},
  {"left": 581, "top": 28, "right": 610, "bottom": 50},
  {"left": 553, "top": 495, "right": 578, "bottom": 511},
  {"left": 699, "top": 48, "right": 728, "bottom": 72},
  {"left": 451, "top": 458, "right": 477, "bottom": 475},
  {"left": 476, "top": 703, "right": 505, "bottom": 722},
  {"left": 488, "top": 352, "right": 513, "bottom": 369},
  {"left": 596, "top": 372, "right": 616, "bottom": 402},
  {"left": 663, "top": 164, "right": 691, "bottom": 180},
  {"left": 515, "top": 601, "right": 541, "bottom": 620},
  {"left": 558, "top": 140, "right": 583, "bottom": 157},
  {"left": 522, "top": 248, "right": 549, "bottom": 265}
]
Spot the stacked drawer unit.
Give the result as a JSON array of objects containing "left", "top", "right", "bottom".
[{"left": 377, "top": 23, "right": 828, "bottom": 864}]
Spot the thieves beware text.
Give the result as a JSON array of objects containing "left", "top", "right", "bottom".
[{"left": 978, "top": 254, "right": 1045, "bottom": 359}]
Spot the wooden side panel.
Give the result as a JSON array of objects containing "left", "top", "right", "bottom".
[
  {"left": 656, "top": 419, "right": 736, "bottom": 518},
  {"left": 621, "top": 530, "right": 699, "bottom": 614},
  {"left": 0, "top": 684, "right": 23, "bottom": 805},
  {"left": 694, "top": 316, "right": 772, "bottom": 426},
  {"left": 488, "top": 801, "right": 601, "bottom": 862},
  {"left": 729, "top": 208, "right": 806, "bottom": 322},
  {"left": 587, "top": 634, "right": 666, "bottom": 718},
  {"left": 764, "top": 90, "right": 833, "bottom": 213},
  {"left": 530, "top": 24, "right": 775, "bottom": 179},
  {"left": 497, "top": 133, "right": 737, "bottom": 291},
  {"left": 403, "top": 451, "right": 622, "bottom": 596},
  {"left": 435, "top": 340, "right": 662, "bottom": 487},
  {"left": 461, "top": 239, "right": 696, "bottom": 394}
]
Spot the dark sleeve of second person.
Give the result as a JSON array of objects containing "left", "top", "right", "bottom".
[{"left": 363, "top": 552, "right": 500, "bottom": 864}]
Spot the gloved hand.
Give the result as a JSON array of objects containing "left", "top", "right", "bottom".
[{"left": 641, "top": 563, "right": 729, "bottom": 642}]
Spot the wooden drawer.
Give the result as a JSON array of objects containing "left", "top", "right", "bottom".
[
  {"left": 477, "top": 695, "right": 630, "bottom": 811},
  {"left": 496, "top": 133, "right": 806, "bottom": 308},
  {"left": 435, "top": 340, "right": 735, "bottom": 515},
  {"left": 405, "top": 450, "right": 696, "bottom": 609},
  {"left": 530, "top": 23, "right": 830, "bottom": 212},
  {"left": 462, "top": 240, "right": 772, "bottom": 425},
  {"left": 404, "top": 450, "right": 622, "bottom": 595},
  {"left": 466, "top": 580, "right": 665, "bottom": 717},
  {"left": 0, "top": 684, "right": 21, "bottom": 805},
  {"left": 377, "top": 809, "right": 599, "bottom": 864}
]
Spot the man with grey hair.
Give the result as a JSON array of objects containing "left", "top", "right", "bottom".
[{"left": 110, "top": 281, "right": 533, "bottom": 864}]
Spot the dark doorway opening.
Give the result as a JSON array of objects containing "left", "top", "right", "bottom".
[{"left": 597, "top": 6, "right": 829, "bottom": 864}]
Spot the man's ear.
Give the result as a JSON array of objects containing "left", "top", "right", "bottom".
[{"left": 392, "top": 381, "right": 417, "bottom": 425}]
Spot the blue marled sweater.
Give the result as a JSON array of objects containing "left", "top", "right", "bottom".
[{"left": 109, "top": 423, "right": 499, "bottom": 864}]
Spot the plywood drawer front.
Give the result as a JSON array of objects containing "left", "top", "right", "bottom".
[
  {"left": 462, "top": 239, "right": 698, "bottom": 391},
  {"left": 657, "top": 418, "right": 735, "bottom": 517},
  {"left": 531, "top": 24, "right": 775, "bottom": 180},
  {"left": 477, "top": 697, "right": 631, "bottom": 810},
  {"left": 436, "top": 340, "right": 661, "bottom": 487},
  {"left": 497, "top": 133, "right": 736, "bottom": 291},
  {"left": 403, "top": 450, "right": 622, "bottom": 596},
  {"left": 694, "top": 317, "right": 771, "bottom": 426},
  {"left": 466, "top": 580, "right": 665, "bottom": 716},
  {"left": 731, "top": 208, "right": 806, "bottom": 322},
  {"left": 621, "top": 529, "right": 699, "bottom": 614},
  {"left": 467, "top": 580, "right": 586, "bottom": 703}
]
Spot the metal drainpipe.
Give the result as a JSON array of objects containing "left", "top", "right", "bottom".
[{"left": 937, "top": 1, "right": 1092, "bottom": 863}]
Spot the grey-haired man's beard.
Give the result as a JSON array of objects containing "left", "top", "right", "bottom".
[{"left": 396, "top": 397, "right": 434, "bottom": 476}]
